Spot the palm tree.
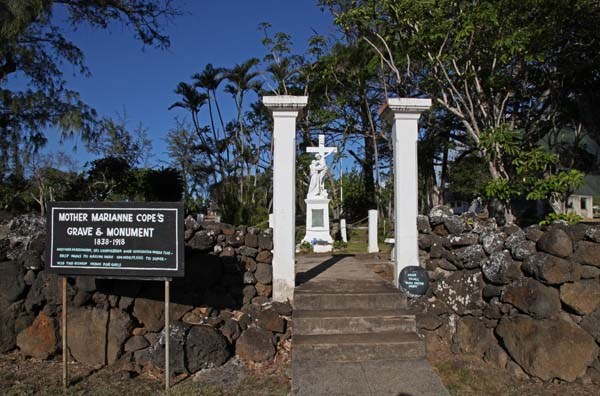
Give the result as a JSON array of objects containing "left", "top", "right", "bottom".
[
  {"left": 168, "top": 82, "right": 220, "bottom": 184},
  {"left": 168, "top": 82, "right": 207, "bottom": 133},
  {"left": 224, "top": 58, "right": 262, "bottom": 194},
  {"left": 193, "top": 64, "right": 229, "bottom": 167}
]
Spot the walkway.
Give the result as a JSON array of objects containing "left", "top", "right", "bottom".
[{"left": 292, "top": 254, "right": 449, "bottom": 396}]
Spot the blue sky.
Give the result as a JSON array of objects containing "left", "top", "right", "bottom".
[{"left": 41, "top": 0, "right": 336, "bottom": 167}]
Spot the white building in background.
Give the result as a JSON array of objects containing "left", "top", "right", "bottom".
[
  {"left": 568, "top": 194, "right": 594, "bottom": 220},
  {"left": 567, "top": 174, "right": 600, "bottom": 220}
]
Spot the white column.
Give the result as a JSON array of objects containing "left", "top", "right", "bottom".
[
  {"left": 381, "top": 98, "right": 432, "bottom": 287},
  {"left": 368, "top": 209, "right": 379, "bottom": 253},
  {"left": 340, "top": 219, "right": 347, "bottom": 243},
  {"left": 263, "top": 95, "right": 308, "bottom": 302}
]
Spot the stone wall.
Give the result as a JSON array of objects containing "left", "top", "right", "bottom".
[
  {"left": 0, "top": 214, "right": 290, "bottom": 375},
  {"left": 414, "top": 206, "right": 600, "bottom": 383}
]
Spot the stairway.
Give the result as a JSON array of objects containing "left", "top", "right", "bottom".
[{"left": 292, "top": 255, "right": 449, "bottom": 396}]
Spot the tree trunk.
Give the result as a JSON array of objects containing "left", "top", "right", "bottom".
[{"left": 439, "top": 132, "right": 450, "bottom": 205}]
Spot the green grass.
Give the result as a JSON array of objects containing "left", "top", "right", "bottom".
[
  {"left": 295, "top": 224, "right": 393, "bottom": 256},
  {"left": 337, "top": 227, "right": 392, "bottom": 255},
  {"left": 435, "top": 361, "right": 508, "bottom": 396}
]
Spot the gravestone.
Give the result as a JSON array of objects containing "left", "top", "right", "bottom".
[{"left": 302, "top": 134, "right": 337, "bottom": 252}]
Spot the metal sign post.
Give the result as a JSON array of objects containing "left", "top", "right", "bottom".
[
  {"left": 165, "top": 279, "right": 170, "bottom": 391},
  {"left": 62, "top": 277, "right": 68, "bottom": 389}
]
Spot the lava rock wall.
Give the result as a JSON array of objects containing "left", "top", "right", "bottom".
[
  {"left": 0, "top": 214, "right": 290, "bottom": 375},
  {"left": 415, "top": 207, "right": 600, "bottom": 383}
]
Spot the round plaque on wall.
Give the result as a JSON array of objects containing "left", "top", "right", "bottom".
[{"left": 399, "top": 266, "right": 429, "bottom": 296}]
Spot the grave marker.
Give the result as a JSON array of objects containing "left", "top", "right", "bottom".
[{"left": 399, "top": 266, "right": 429, "bottom": 296}]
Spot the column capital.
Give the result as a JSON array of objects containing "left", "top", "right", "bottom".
[
  {"left": 262, "top": 95, "right": 308, "bottom": 115},
  {"left": 380, "top": 98, "right": 432, "bottom": 124}
]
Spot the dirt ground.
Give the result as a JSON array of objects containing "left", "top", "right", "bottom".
[
  {"left": 0, "top": 352, "right": 290, "bottom": 396},
  {"left": 429, "top": 350, "right": 600, "bottom": 396},
  {"left": 1, "top": 350, "right": 599, "bottom": 396}
]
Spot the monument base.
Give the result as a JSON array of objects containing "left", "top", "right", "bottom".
[
  {"left": 312, "top": 243, "right": 333, "bottom": 253},
  {"left": 302, "top": 197, "right": 334, "bottom": 244}
]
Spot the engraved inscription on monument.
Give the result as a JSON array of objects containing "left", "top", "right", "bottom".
[{"left": 312, "top": 209, "right": 324, "bottom": 228}]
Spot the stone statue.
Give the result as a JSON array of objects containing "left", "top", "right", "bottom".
[
  {"left": 307, "top": 154, "right": 327, "bottom": 198},
  {"left": 303, "top": 134, "right": 338, "bottom": 248},
  {"left": 306, "top": 135, "right": 336, "bottom": 199}
]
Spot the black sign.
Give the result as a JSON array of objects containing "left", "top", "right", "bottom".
[
  {"left": 46, "top": 202, "right": 184, "bottom": 278},
  {"left": 399, "top": 266, "right": 429, "bottom": 296}
]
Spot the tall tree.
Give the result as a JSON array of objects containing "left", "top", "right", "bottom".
[
  {"left": 193, "top": 63, "right": 230, "bottom": 167},
  {"left": 166, "top": 120, "right": 206, "bottom": 210},
  {"left": 224, "top": 58, "right": 262, "bottom": 196},
  {"left": 321, "top": 0, "right": 598, "bottom": 221},
  {"left": 86, "top": 112, "right": 152, "bottom": 167},
  {"left": 302, "top": 40, "right": 387, "bottom": 215},
  {"left": 0, "top": 0, "right": 177, "bottom": 180}
]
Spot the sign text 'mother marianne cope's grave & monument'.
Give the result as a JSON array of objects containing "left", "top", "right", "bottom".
[{"left": 46, "top": 201, "right": 184, "bottom": 278}]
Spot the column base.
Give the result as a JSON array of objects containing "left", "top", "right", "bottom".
[{"left": 272, "top": 278, "right": 295, "bottom": 302}]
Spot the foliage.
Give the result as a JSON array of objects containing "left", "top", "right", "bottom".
[
  {"left": 85, "top": 156, "right": 134, "bottom": 201},
  {"left": 209, "top": 174, "right": 270, "bottom": 226},
  {"left": 0, "top": 174, "right": 31, "bottom": 213},
  {"left": 166, "top": 120, "right": 207, "bottom": 211},
  {"left": 140, "top": 167, "right": 184, "bottom": 202},
  {"left": 483, "top": 178, "right": 521, "bottom": 204},
  {"left": 299, "top": 241, "right": 312, "bottom": 253},
  {"left": 28, "top": 152, "right": 81, "bottom": 215},
  {"left": 320, "top": 0, "right": 600, "bottom": 221},
  {"left": 85, "top": 157, "right": 184, "bottom": 203},
  {"left": 0, "top": 151, "right": 184, "bottom": 214},
  {"left": 0, "top": 0, "right": 177, "bottom": 154},
  {"left": 304, "top": 39, "right": 386, "bottom": 212},
  {"left": 333, "top": 240, "right": 347, "bottom": 250},
  {"left": 168, "top": 24, "right": 389, "bottom": 222},
  {"left": 170, "top": 53, "right": 273, "bottom": 221},
  {"left": 87, "top": 113, "right": 153, "bottom": 167},
  {"left": 540, "top": 212, "right": 582, "bottom": 226},
  {"left": 333, "top": 170, "right": 373, "bottom": 222},
  {"left": 446, "top": 155, "right": 491, "bottom": 201},
  {"left": 0, "top": 0, "right": 178, "bottom": 212},
  {"left": 0, "top": 151, "right": 83, "bottom": 213},
  {"left": 480, "top": 124, "right": 585, "bottom": 214}
]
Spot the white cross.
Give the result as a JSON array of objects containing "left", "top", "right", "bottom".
[{"left": 306, "top": 134, "right": 337, "bottom": 158}]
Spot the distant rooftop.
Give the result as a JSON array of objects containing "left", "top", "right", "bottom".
[{"left": 574, "top": 174, "right": 600, "bottom": 196}]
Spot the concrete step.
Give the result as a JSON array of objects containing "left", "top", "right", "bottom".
[
  {"left": 293, "top": 332, "right": 425, "bottom": 362},
  {"left": 292, "top": 359, "right": 450, "bottom": 396},
  {"left": 294, "top": 309, "right": 416, "bottom": 335},
  {"left": 294, "top": 292, "right": 406, "bottom": 311}
]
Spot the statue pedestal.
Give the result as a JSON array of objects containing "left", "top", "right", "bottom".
[{"left": 302, "top": 197, "right": 333, "bottom": 249}]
